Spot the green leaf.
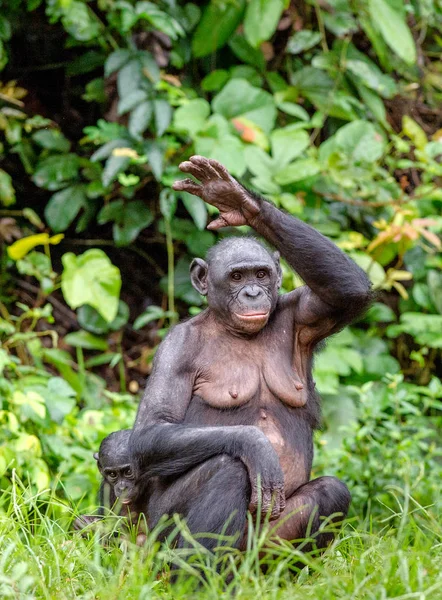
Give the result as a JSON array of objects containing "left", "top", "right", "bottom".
[
  {"left": 61, "top": 0, "right": 101, "bottom": 41},
  {"left": 0, "top": 168, "right": 15, "bottom": 206},
  {"left": 349, "top": 252, "right": 385, "bottom": 288},
  {"left": 44, "top": 185, "right": 86, "bottom": 232},
  {"left": 195, "top": 121, "right": 246, "bottom": 177},
  {"left": 402, "top": 116, "right": 427, "bottom": 150},
  {"left": 274, "top": 158, "right": 320, "bottom": 185},
  {"left": 102, "top": 155, "right": 130, "bottom": 187},
  {"left": 78, "top": 300, "right": 130, "bottom": 335},
  {"left": 271, "top": 127, "right": 310, "bottom": 167},
  {"left": 129, "top": 101, "right": 153, "bottom": 139},
  {"left": 61, "top": 249, "right": 121, "bottom": 322},
  {"left": 428, "top": 270, "right": 442, "bottom": 315},
  {"left": 173, "top": 99, "right": 211, "bottom": 136},
  {"left": 32, "top": 129, "right": 70, "bottom": 153},
  {"left": 181, "top": 192, "right": 208, "bottom": 231},
  {"left": 334, "top": 120, "right": 385, "bottom": 163},
  {"left": 244, "top": 0, "right": 284, "bottom": 48},
  {"left": 368, "top": 0, "right": 416, "bottom": 65},
  {"left": 65, "top": 330, "right": 108, "bottom": 351},
  {"left": 212, "top": 79, "right": 276, "bottom": 134},
  {"left": 114, "top": 201, "right": 153, "bottom": 246},
  {"left": 228, "top": 34, "right": 265, "bottom": 70},
  {"left": 154, "top": 100, "right": 173, "bottom": 136},
  {"left": 91, "top": 139, "right": 131, "bottom": 162},
  {"left": 42, "top": 377, "right": 77, "bottom": 424},
  {"left": 192, "top": 0, "right": 246, "bottom": 58},
  {"left": 118, "top": 89, "right": 148, "bottom": 115},
  {"left": 33, "top": 154, "right": 80, "bottom": 191},
  {"left": 201, "top": 70, "right": 230, "bottom": 92},
  {"left": 287, "top": 30, "right": 322, "bottom": 54},
  {"left": 134, "top": 305, "right": 173, "bottom": 329},
  {"left": 159, "top": 189, "right": 177, "bottom": 221}
]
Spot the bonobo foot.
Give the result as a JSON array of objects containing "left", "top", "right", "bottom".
[{"left": 268, "top": 476, "right": 351, "bottom": 549}]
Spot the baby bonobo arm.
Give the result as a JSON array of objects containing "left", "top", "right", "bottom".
[
  {"left": 173, "top": 156, "right": 372, "bottom": 345},
  {"left": 129, "top": 325, "right": 286, "bottom": 519}
]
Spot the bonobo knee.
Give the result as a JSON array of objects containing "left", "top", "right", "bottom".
[{"left": 318, "top": 476, "right": 351, "bottom": 516}]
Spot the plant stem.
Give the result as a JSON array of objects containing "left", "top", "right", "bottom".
[{"left": 164, "top": 218, "right": 177, "bottom": 324}]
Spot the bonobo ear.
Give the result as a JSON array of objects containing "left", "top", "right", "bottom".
[
  {"left": 273, "top": 251, "right": 282, "bottom": 288},
  {"left": 93, "top": 452, "right": 99, "bottom": 461},
  {"left": 190, "top": 258, "right": 209, "bottom": 296}
]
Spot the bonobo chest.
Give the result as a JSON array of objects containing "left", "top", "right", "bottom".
[{"left": 192, "top": 321, "right": 307, "bottom": 409}]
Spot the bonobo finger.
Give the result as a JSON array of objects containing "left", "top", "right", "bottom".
[
  {"left": 178, "top": 161, "right": 208, "bottom": 182},
  {"left": 172, "top": 178, "right": 203, "bottom": 196},
  {"left": 189, "top": 155, "right": 221, "bottom": 179},
  {"left": 207, "top": 216, "right": 229, "bottom": 230},
  {"left": 207, "top": 158, "right": 231, "bottom": 180}
]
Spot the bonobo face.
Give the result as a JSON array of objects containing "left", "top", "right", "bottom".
[
  {"left": 191, "top": 238, "right": 282, "bottom": 335},
  {"left": 95, "top": 430, "right": 138, "bottom": 504}
]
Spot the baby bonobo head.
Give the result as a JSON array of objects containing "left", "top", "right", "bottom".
[
  {"left": 190, "top": 237, "right": 282, "bottom": 335},
  {"left": 94, "top": 430, "right": 138, "bottom": 505}
]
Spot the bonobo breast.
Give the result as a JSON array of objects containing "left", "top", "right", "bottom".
[{"left": 191, "top": 311, "right": 308, "bottom": 409}]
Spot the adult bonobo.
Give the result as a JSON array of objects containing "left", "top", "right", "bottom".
[{"left": 129, "top": 155, "right": 372, "bottom": 550}]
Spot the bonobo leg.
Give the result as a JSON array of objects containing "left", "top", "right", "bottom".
[
  {"left": 148, "top": 455, "right": 250, "bottom": 552},
  {"left": 268, "top": 476, "right": 351, "bottom": 549}
]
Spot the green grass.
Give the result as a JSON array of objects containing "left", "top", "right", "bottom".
[{"left": 1, "top": 477, "right": 442, "bottom": 600}]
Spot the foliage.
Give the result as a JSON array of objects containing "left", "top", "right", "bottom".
[{"left": 0, "top": 0, "right": 441, "bottom": 593}]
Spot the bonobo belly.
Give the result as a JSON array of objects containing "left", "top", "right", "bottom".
[{"left": 183, "top": 396, "right": 312, "bottom": 497}]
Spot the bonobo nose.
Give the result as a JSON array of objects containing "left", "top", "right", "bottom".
[{"left": 245, "top": 286, "right": 261, "bottom": 298}]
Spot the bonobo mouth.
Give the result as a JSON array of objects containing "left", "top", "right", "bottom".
[
  {"left": 234, "top": 311, "right": 269, "bottom": 322},
  {"left": 121, "top": 498, "right": 131, "bottom": 505}
]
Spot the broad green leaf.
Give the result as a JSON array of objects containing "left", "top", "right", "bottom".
[
  {"left": 129, "top": 101, "right": 153, "bottom": 139},
  {"left": 275, "top": 102, "right": 310, "bottom": 120},
  {"left": 65, "top": 330, "right": 108, "bottom": 351},
  {"left": 114, "top": 201, "right": 154, "bottom": 245},
  {"left": 61, "top": 0, "right": 101, "bottom": 41},
  {"left": 117, "top": 59, "right": 142, "bottom": 98},
  {"left": 402, "top": 116, "right": 427, "bottom": 150},
  {"left": 33, "top": 154, "right": 80, "bottom": 191},
  {"left": 173, "top": 99, "right": 211, "bottom": 136},
  {"left": 334, "top": 120, "right": 385, "bottom": 163},
  {"left": 287, "top": 30, "right": 322, "bottom": 54},
  {"left": 228, "top": 34, "right": 265, "bottom": 70},
  {"left": 201, "top": 70, "right": 230, "bottom": 92},
  {"left": 154, "top": 100, "right": 173, "bottom": 136},
  {"left": 368, "top": 0, "right": 416, "bottom": 65},
  {"left": 244, "top": 0, "right": 284, "bottom": 48},
  {"left": 428, "top": 270, "right": 442, "bottom": 315},
  {"left": 102, "top": 155, "right": 131, "bottom": 187},
  {"left": 0, "top": 168, "right": 15, "bottom": 206},
  {"left": 274, "top": 158, "right": 320, "bottom": 185},
  {"left": 78, "top": 300, "right": 130, "bottom": 335},
  {"left": 212, "top": 78, "right": 276, "bottom": 134},
  {"left": 195, "top": 130, "right": 246, "bottom": 177},
  {"left": 244, "top": 145, "right": 274, "bottom": 178},
  {"left": 32, "top": 129, "right": 70, "bottom": 152},
  {"left": 159, "top": 189, "right": 177, "bottom": 221},
  {"left": 349, "top": 252, "right": 385, "bottom": 288},
  {"left": 45, "top": 185, "right": 87, "bottom": 232},
  {"left": 118, "top": 89, "right": 148, "bottom": 115},
  {"left": 271, "top": 127, "right": 310, "bottom": 166},
  {"left": 91, "top": 139, "right": 131, "bottom": 162},
  {"left": 134, "top": 305, "right": 170, "bottom": 329},
  {"left": 61, "top": 249, "right": 121, "bottom": 322},
  {"left": 192, "top": 0, "right": 246, "bottom": 58},
  {"left": 40, "top": 377, "right": 77, "bottom": 424},
  {"left": 181, "top": 192, "right": 208, "bottom": 230}
]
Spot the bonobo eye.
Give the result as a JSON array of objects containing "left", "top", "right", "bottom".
[
  {"left": 231, "top": 272, "right": 242, "bottom": 281},
  {"left": 256, "top": 270, "right": 267, "bottom": 279},
  {"left": 124, "top": 467, "right": 133, "bottom": 478},
  {"left": 107, "top": 471, "right": 117, "bottom": 480}
]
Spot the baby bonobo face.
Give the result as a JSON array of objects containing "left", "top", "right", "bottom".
[{"left": 95, "top": 430, "right": 139, "bottom": 505}]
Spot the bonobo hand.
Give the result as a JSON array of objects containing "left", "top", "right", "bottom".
[
  {"left": 242, "top": 436, "right": 286, "bottom": 521},
  {"left": 172, "top": 155, "right": 261, "bottom": 230}
]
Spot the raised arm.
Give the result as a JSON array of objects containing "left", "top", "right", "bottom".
[
  {"left": 173, "top": 156, "right": 372, "bottom": 341},
  {"left": 130, "top": 325, "right": 285, "bottom": 518}
]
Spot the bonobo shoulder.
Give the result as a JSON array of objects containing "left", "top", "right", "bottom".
[{"left": 153, "top": 317, "right": 201, "bottom": 368}]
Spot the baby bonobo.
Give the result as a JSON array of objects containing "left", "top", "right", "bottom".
[{"left": 74, "top": 430, "right": 148, "bottom": 545}]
